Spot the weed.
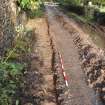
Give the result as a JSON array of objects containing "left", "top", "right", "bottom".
[
  {"left": 0, "top": 62, "right": 25, "bottom": 105},
  {"left": 27, "top": 8, "right": 44, "bottom": 18},
  {"left": 18, "top": 0, "right": 44, "bottom": 18},
  {"left": 0, "top": 25, "right": 34, "bottom": 105}
]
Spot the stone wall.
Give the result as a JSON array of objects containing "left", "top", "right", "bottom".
[{"left": 0, "top": 0, "right": 16, "bottom": 56}]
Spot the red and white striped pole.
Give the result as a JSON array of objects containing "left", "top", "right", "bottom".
[{"left": 58, "top": 52, "right": 69, "bottom": 87}]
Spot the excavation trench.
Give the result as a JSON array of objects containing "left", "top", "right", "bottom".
[
  {"left": 54, "top": 7, "right": 105, "bottom": 104},
  {"left": 56, "top": 14, "right": 105, "bottom": 104},
  {"left": 45, "top": 5, "right": 105, "bottom": 105},
  {"left": 46, "top": 18, "right": 64, "bottom": 105}
]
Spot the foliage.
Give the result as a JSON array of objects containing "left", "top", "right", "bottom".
[
  {"left": 5, "top": 37, "right": 31, "bottom": 60},
  {"left": 58, "top": 0, "right": 83, "bottom": 6},
  {"left": 0, "top": 62, "right": 25, "bottom": 105},
  {"left": 59, "top": 0, "right": 105, "bottom": 24},
  {"left": 91, "top": 0, "right": 105, "bottom": 5},
  {"left": 0, "top": 25, "right": 33, "bottom": 105},
  {"left": 58, "top": 0, "right": 105, "bottom": 6},
  {"left": 18, "top": 0, "right": 44, "bottom": 18},
  {"left": 4, "top": 25, "right": 33, "bottom": 61},
  {"left": 27, "top": 7, "right": 44, "bottom": 18},
  {"left": 62, "top": 0, "right": 82, "bottom": 6},
  {"left": 18, "top": 0, "right": 43, "bottom": 10}
]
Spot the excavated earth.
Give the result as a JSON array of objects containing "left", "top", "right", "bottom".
[
  {"left": 18, "top": 18, "right": 57, "bottom": 105},
  {"left": 54, "top": 11, "right": 105, "bottom": 104},
  {"left": 45, "top": 4, "right": 105, "bottom": 105}
]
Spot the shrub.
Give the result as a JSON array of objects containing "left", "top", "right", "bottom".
[
  {"left": 18, "top": 0, "right": 43, "bottom": 10},
  {"left": 18, "top": 0, "right": 44, "bottom": 17},
  {"left": 63, "top": 4, "right": 85, "bottom": 15},
  {"left": 0, "top": 62, "right": 25, "bottom": 105}
]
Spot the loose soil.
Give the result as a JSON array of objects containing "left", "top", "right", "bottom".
[
  {"left": 18, "top": 18, "right": 57, "bottom": 105},
  {"left": 45, "top": 4, "right": 104, "bottom": 105}
]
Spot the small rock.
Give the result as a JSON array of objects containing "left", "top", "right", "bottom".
[{"left": 102, "top": 88, "right": 105, "bottom": 91}]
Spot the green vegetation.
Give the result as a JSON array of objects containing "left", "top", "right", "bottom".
[
  {"left": 18, "top": 0, "right": 44, "bottom": 18},
  {"left": 0, "top": 62, "right": 24, "bottom": 105},
  {"left": 58, "top": 0, "right": 105, "bottom": 25},
  {"left": 57, "top": 0, "right": 105, "bottom": 7},
  {"left": 91, "top": 0, "right": 105, "bottom": 6},
  {"left": 0, "top": 24, "right": 34, "bottom": 105},
  {"left": 58, "top": 0, "right": 82, "bottom": 6},
  {"left": 0, "top": 1, "right": 42, "bottom": 104},
  {"left": 19, "top": 0, "right": 43, "bottom": 10}
]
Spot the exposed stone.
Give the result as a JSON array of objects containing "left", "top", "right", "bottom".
[
  {"left": 102, "top": 88, "right": 105, "bottom": 91},
  {"left": 0, "top": 0, "right": 16, "bottom": 56}
]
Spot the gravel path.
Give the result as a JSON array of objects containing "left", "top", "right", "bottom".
[{"left": 46, "top": 4, "right": 103, "bottom": 105}]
